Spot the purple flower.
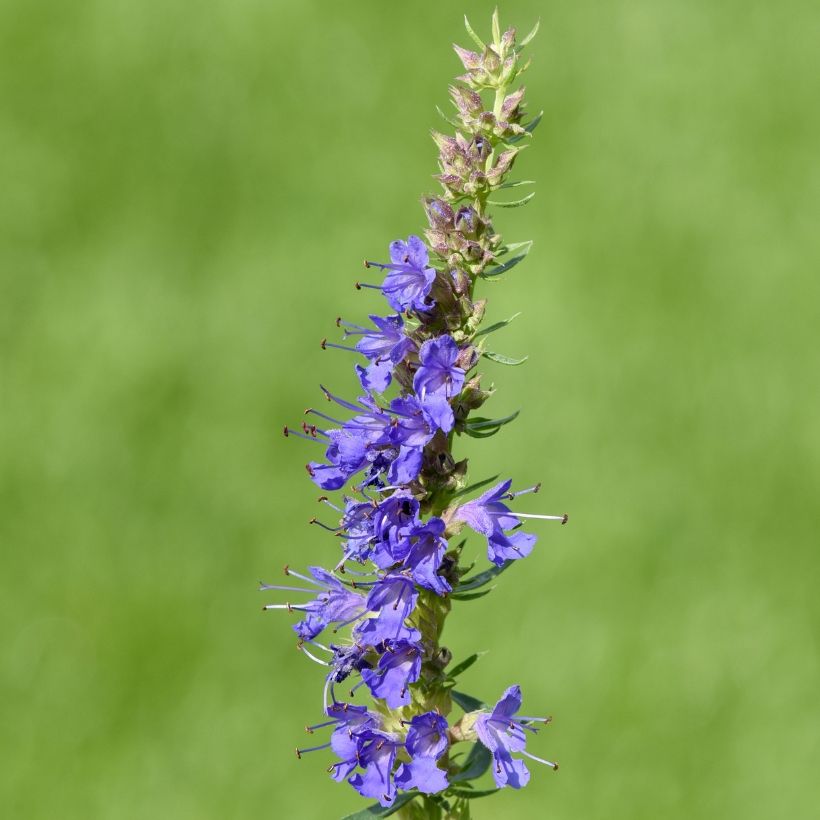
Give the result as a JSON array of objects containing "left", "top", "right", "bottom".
[
  {"left": 347, "top": 729, "right": 403, "bottom": 806},
  {"left": 454, "top": 479, "right": 537, "bottom": 566},
  {"left": 364, "top": 236, "right": 437, "bottom": 313},
  {"left": 361, "top": 639, "right": 422, "bottom": 708},
  {"left": 475, "top": 685, "right": 557, "bottom": 789},
  {"left": 403, "top": 517, "right": 451, "bottom": 596},
  {"left": 260, "top": 566, "right": 366, "bottom": 641},
  {"left": 328, "top": 314, "right": 414, "bottom": 393},
  {"left": 394, "top": 712, "right": 450, "bottom": 794},
  {"left": 413, "top": 335, "right": 466, "bottom": 399},
  {"left": 326, "top": 703, "right": 381, "bottom": 780},
  {"left": 355, "top": 575, "right": 420, "bottom": 645},
  {"left": 389, "top": 394, "right": 453, "bottom": 445},
  {"left": 303, "top": 391, "right": 403, "bottom": 490},
  {"left": 370, "top": 492, "right": 420, "bottom": 568},
  {"left": 336, "top": 497, "right": 376, "bottom": 564}
]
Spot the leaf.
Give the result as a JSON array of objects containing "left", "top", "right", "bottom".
[
  {"left": 340, "top": 792, "right": 420, "bottom": 819},
  {"left": 451, "top": 474, "right": 501, "bottom": 499},
  {"left": 451, "top": 743, "right": 492, "bottom": 783},
  {"left": 483, "top": 350, "right": 528, "bottom": 366},
  {"left": 480, "top": 243, "right": 532, "bottom": 278},
  {"left": 464, "top": 410, "right": 520, "bottom": 430},
  {"left": 449, "top": 586, "right": 496, "bottom": 602},
  {"left": 463, "top": 15, "right": 486, "bottom": 50},
  {"left": 447, "top": 652, "right": 486, "bottom": 679},
  {"left": 474, "top": 312, "right": 521, "bottom": 338},
  {"left": 510, "top": 111, "right": 543, "bottom": 143},
  {"left": 498, "top": 179, "right": 535, "bottom": 189},
  {"left": 491, "top": 8, "right": 501, "bottom": 43},
  {"left": 519, "top": 19, "right": 541, "bottom": 48},
  {"left": 435, "top": 104, "right": 460, "bottom": 129},
  {"left": 525, "top": 111, "right": 544, "bottom": 134},
  {"left": 462, "top": 425, "right": 504, "bottom": 439},
  {"left": 451, "top": 690, "right": 487, "bottom": 713},
  {"left": 448, "top": 788, "right": 501, "bottom": 799},
  {"left": 486, "top": 192, "right": 535, "bottom": 209},
  {"left": 455, "top": 560, "right": 514, "bottom": 592}
]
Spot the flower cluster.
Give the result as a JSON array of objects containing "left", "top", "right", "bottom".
[{"left": 265, "top": 13, "right": 566, "bottom": 818}]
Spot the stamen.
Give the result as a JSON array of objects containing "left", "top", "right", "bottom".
[
  {"left": 258, "top": 582, "right": 316, "bottom": 593},
  {"left": 321, "top": 339, "right": 360, "bottom": 355},
  {"left": 305, "top": 718, "right": 340, "bottom": 733},
  {"left": 493, "top": 511, "right": 568, "bottom": 523},
  {"left": 283, "top": 426, "right": 326, "bottom": 444},
  {"left": 520, "top": 749, "right": 559, "bottom": 770},
  {"left": 336, "top": 318, "right": 370, "bottom": 334},
  {"left": 319, "top": 386, "right": 365, "bottom": 413},
  {"left": 262, "top": 603, "right": 308, "bottom": 612},
  {"left": 332, "top": 611, "right": 367, "bottom": 633},
  {"left": 505, "top": 483, "right": 541, "bottom": 499},
  {"left": 309, "top": 517, "right": 342, "bottom": 533},
  {"left": 295, "top": 741, "right": 331, "bottom": 758},
  {"left": 298, "top": 644, "right": 330, "bottom": 666},
  {"left": 318, "top": 496, "right": 343, "bottom": 513},
  {"left": 305, "top": 408, "right": 345, "bottom": 426},
  {"left": 283, "top": 567, "right": 326, "bottom": 587}
]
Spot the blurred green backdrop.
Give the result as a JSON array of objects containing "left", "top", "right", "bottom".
[{"left": 2, "top": 0, "right": 818, "bottom": 818}]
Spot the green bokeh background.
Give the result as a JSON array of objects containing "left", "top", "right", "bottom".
[{"left": 2, "top": 1, "right": 818, "bottom": 818}]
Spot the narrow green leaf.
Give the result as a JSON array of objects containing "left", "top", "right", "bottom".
[
  {"left": 483, "top": 351, "right": 528, "bottom": 366},
  {"left": 509, "top": 111, "right": 543, "bottom": 143},
  {"left": 455, "top": 560, "right": 514, "bottom": 592},
  {"left": 451, "top": 690, "right": 487, "bottom": 713},
  {"left": 462, "top": 425, "right": 504, "bottom": 439},
  {"left": 486, "top": 192, "right": 535, "bottom": 209},
  {"left": 451, "top": 474, "right": 501, "bottom": 499},
  {"left": 451, "top": 743, "right": 493, "bottom": 784},
  {"left": 463, "top": 15, "right": 486, "bottom": 49},
  {"left": 474, "top": 312, "right": 521, "bottom": 338},
  {"left": 339, "top": 792, "right": 420, "bottom": 819},
  {"left": 447, "top": 788, "right": 501, "bottom": 799},
  {"left": 519, "top": 19, "right": 541, "bottom": 48},
  {"left": 525, "top": 111, "right": 544, "bottom": 134},
  {"left": 498, "top": 179, "right": 535, "bottom": 189},
  {"left": 435, "top": 104, "right": 460, "bottom": 129},
  {"left": 450, "top": 586, "right": 496, "bottom": 601},
  {"left": 500, "top": 241, "right": 533, "bottom": 255},
  {"left": 465, "top": 410, "right": 520, "bottom": 430},
  {"left": 480, "top": 251, "right": 529, "bottom": 279},
  {"left": 447, "top": 652, "right": 486, "bottom": 679},
  {"left": 491, "top": 8, "right": 501, "bottom": 43}
]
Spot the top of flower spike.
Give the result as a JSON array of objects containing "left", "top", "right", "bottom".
[{"left": 453, "top": 10, "right": 540, "bottom": 91}]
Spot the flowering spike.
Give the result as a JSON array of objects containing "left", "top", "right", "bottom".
[{"left": 264, "top": 12, "right": 566, "bottom": 815}]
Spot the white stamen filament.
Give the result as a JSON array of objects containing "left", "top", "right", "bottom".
[
  {"left": 521, "top": 749, "right": 559, "bottom": 769},
  {"left": 494, "top": 511, "right": 568, "bottom": 523}
]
